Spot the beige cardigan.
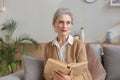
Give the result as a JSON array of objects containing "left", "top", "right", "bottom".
[{"left": 44, "top": 38, "right": 92, "bottom": 80}]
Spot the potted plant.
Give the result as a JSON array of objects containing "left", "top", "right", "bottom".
[{"left": 0, "top": 19, "right": 39, "bottom": 76}]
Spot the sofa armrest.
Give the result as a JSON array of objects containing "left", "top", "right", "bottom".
[{"left": 0, "top": 70, "right": 24, "bottom": 80}]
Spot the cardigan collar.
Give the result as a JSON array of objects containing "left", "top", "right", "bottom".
[{"left": 52, "top": 35, "right": 73, "bottom": 46}]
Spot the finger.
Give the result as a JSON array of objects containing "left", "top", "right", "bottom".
[
  {"left": 53, "top": 71, "right": 63, "bottom": 80},
  {"left": 68, "top": 70, "right": 73, "bottom": 78},
  {"left": 54, "top": 70, "right": 64, "bottom": 77}
]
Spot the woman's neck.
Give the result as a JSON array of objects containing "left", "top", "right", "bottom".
[{"left": 57, "top": 35, "right": 69, "bottom": 47}]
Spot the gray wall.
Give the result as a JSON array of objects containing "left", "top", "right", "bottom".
[{"left": 0, "top": 0, "right": 120, "bottom": 43}]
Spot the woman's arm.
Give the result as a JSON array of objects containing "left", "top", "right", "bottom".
[{"left": 76, "top": 40, "right": 87, "bottom": 63}]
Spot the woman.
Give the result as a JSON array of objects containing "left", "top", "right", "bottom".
[{"left": 44, "top": 8, "right": 92, "bottom": 80}]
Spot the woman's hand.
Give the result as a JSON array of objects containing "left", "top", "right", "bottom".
[{"left": 52, "top": 70, "right": 73, "bottom": 80}]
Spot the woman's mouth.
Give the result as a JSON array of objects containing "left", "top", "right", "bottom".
[{"left": 61, "top": 30, "right": 67, "bottom": 32}]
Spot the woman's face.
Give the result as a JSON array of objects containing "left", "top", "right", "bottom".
[{"left": 53, "top": 14, "right": 72, "bottom": 37}]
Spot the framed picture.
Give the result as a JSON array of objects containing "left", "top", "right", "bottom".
[{"left": 110, "top": 0, "right": 120, "bottom": 6}]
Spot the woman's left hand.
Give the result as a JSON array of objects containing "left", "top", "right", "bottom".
[{"left": 52, "top": 70, "right": 73, "bottom": 80}]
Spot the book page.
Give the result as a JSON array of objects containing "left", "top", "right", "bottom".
[{"left": 68, "top": 62, "right": 88, "bottom": 76}]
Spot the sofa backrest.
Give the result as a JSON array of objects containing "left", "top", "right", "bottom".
[{"left": 28, "top": 43, "right": 46, "bottom": 58}]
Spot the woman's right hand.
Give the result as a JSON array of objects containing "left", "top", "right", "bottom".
[{"left": 52, "top": 70, "right": 73, "bottom": 80}]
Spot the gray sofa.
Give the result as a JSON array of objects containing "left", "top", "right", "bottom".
[
  {"left": 0, "top": 43, "right": 120, "bottom": 80},
  {"left": 0, "top": 70, "right": 24, "bottom": 80}
]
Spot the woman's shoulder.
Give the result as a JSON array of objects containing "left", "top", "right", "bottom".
[
  {"left": 45, "top": 40, "right": 53, "bottom": 48},
  {"left": 73, "top": 38, "right": 85, "bottom": 46}
]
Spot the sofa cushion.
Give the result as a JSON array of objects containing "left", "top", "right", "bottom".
[
  {"left": 11, "top": 70, "right": 24, "bottom": 80},
  {"left": 86, "top": 43, "right": 106, "bottom": 80},
  {"left": 23, "top": 55, "right": 44, "bottom": 80},
  {"left": 103, "top": 45, "right": 120, "bottom": 80},
  {"left": 0, "top": 75, "right": 20, "bottom": 80}
]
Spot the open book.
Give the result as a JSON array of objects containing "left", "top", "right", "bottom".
[{"left": 44, "top": 58, "right": 88, "bottom": 79}]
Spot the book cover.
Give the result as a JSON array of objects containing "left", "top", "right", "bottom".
[{"left": 44, "top": 58, "right": 88, "bottom": 79}]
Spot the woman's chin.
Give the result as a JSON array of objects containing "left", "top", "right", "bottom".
[{"left": 61, "top": 33, "right": 69, "bottom": 36}]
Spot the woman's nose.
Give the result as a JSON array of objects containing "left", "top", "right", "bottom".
[{"left": 63, "top": 23, "right": 67, "bottom": 28}]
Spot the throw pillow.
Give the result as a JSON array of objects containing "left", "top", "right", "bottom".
[
  {"left": 86, "top": 43, "right": 106, "bottom": 80},
  {"left": 22, "top": 55, "right": 44, "bottom": 80},
  {"left": 103, "top": 45, "right": 120, "bottom": 80},
  {"left": 90, "top": 44, "right": 102, "bottom": 62}
]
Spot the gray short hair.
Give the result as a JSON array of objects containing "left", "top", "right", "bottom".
[{"left": 53, "top": 8, "right": 73, "bottom": 25}]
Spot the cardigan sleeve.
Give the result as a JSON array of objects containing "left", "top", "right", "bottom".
[
  {"left": 76, "top": 40, "right": 87, "bottom": 63},
  {"left": 74, "top": 40, "right": 93, "bottom": 80}
]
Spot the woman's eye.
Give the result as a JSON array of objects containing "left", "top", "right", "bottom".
[
  {"left": 67, "top": 21, "right": 71, "bottom": 24},
  {"left": 58, "top": 21, "right": 71, "bottom": 25}
]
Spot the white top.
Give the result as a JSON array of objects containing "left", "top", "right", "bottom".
[{"left": 52, "top": 35, "right": 73, "bottom": 62}]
